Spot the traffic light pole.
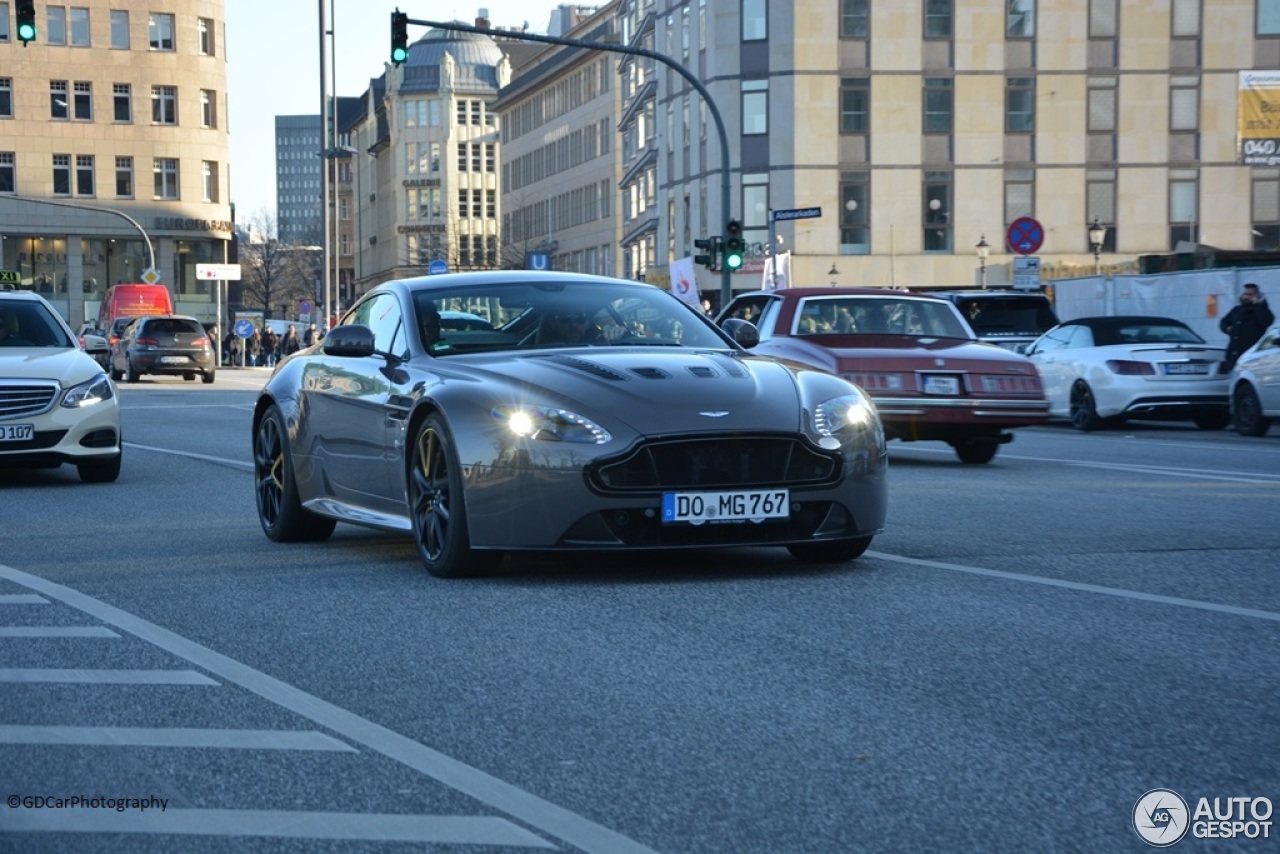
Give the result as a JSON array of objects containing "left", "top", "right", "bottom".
[{"left": 397, "top": 15, "right": 736, "bottom": 307}]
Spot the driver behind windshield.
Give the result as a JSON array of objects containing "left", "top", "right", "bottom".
[{"left": 534, "top": 302, "right": 626, "bottom": 346}]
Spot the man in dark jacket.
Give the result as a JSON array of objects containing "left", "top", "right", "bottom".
[{"left": 1220, "top": 283, "right": 1275, "bottom": 370}]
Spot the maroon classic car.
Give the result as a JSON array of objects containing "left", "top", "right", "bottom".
[{"left": 717, "top": 288, "right": 1049, "bottom": 463}]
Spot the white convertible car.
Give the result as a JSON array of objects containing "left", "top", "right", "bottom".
[
  {"left": 1227, "top": 322, "right": 1280, "bottom": 436},
  {"left": 1025, "top": 315, "right": 1230, "bottom": 431}
]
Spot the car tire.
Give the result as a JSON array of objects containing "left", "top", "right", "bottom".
[
  {"left": 409, "top": 415, "right": 502, "bottom": 578},
  {"left": 183, "top": 373, "right": 195, "bottom": 381},
  {"left": 253, "top": 405, "right": 336, "bottom": 542},
  {"left": 202, "top": 370, "right": 216, "bottom": 384},
  {"left": 1233, "top": 384, "right": 1272, "bottom": 437},
  {"left": 787, "top": 536, "right": 872, "bottom": 563},
  {"left": 110, "top": 364, "right": 123, "bottom": 382},
  {"left": 126, "top": 362, "right": 140, "bottom": 383},
  {"left": 77, "top": 451, "right": 122, "bottom": 484},
  {"left": 953, "top": 437, "right": 1000, "bottom": 464},
  {"left": 1069, "top": 381, "right": 1107, "bottom": 431},
  {"left": 1192, "top": 409, "right": 1231, "bottom": 431}
]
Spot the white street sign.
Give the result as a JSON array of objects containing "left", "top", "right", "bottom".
[
  {"left": 1013, "top": 256, "right": 1042, "bottom": 291},
  {"left": 140, "top": 267, "right": 162, "bottom": 285},
  {"left": 196, "top": 263, "right": 242, "bottom": 280}
]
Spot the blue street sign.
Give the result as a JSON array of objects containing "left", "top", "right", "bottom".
[
  {"left": 772, "top": 207, "right": 822, "bottom": 222},
  {"left": 428, "top": 259, "right": 449, "bottom": 275},
  {"left": 527, "top": 252, "right": 551, "bottom": 271},
  {"left": 234, "top": 319, "right": 255, "bottom": 339}
]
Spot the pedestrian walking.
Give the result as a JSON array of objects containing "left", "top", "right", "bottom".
[
  {"left": 1220, "top": 283, "right": 1275, "bottom": 370},
  {"left": 282, "top": 325, "right": 301, "bottom": 357},
  {"left": 303, "top": 323, "right": 318, "bottom": 347},
  {"left": 247, "top": 329, "right": 261, "bottom": 367}
]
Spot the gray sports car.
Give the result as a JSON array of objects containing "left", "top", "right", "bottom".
[{"left": 252, "top": 272, "right": 888, "bottom": 577}]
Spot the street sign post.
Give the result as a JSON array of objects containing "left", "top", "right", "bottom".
[
  {"left": 526, "top": 252, "right": 550, "bottom": 271},
  {"left": 771, "top": 207, "right": 822, "bottom": 222},
  {"left": 1013, "top": 256, "right": 1042, "bottom": 291},
  {"left": 428, "top": 259, "right": 449, "bottom": 275},
  {"left": 195, "top": 263, "right": 242, "bottom": 281},
  {"left": 1006, "top": 217, "right": 1045, "bottom": 255}
]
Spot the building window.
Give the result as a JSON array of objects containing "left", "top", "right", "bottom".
[
  {"left": 1086, "top": 169, "right": 1117, "bottom": 252},
  {"left": 1008, "top": 0, "right": 1035, "bottom": 37},
  {"left": 1087, "top": 76, "right": 1117, "bottom": 132},
  {"left": 0, "top": 3, "right": 8, "bottom": 43},
  {"left": 471, "top": 145, "right": 481, "bottom": 172},
  {"left": 742, "top": 80, "right": 768, "bottom": 135},
  {"left": 840, "top": 77, "right": 870, "bottom": 133},
  {"left": 152, "top": 86, "right": 177, "bottom": 125},
  {"left": 742, "top": 0, "right": 766, "bottom": 40},
  {"left": 53, "top": 154, "right": 71, "bottom": 195},
  {"left": 1170, "top": 76, "right": 1199, "bottom": 132},
  {"left": 47, "top": 5, "right": 66, "bottom": 45},
  {"left": 1262, "top": 0, "right": 1280, "bottom": 34},
  {"left": 115, "top": 156, "right": 133, "bottom": 197},
  {"left": 1169, "top": 170, "right": 1198, "bottom": 248},
  {"left": 69, "top": 6, "right": 89, "bottom": 45},
  {"left": 457, "top": 189, "right": 469, "bottom": 218},
  {"left": 486, "top": 189, "right": 496, "bottom": 218},
  {"left": 470, "top": 100, "right": 482, "bottom": 126},
  {"left": 202, "top": 161, "right": 218, "bottom": 202},
  {"left": 456, "top": 100, "right": 467, "bottom": 125},
  {"left": 924, "top": 77, "right": 953, "bottom": 133},
  {"left": 925, "top": 0, "right": 953, "bottom": 38},
  {"left": 923, "top": 172, "right": 952, "bottom": 253},
  {"left": 841, "top": 0, "right": 869, "bottom": 38},
  {"left": 1089, "top": 0, "right": 1117, "bottom": 38},
  {"left": 457, "top": 143, "right": 467, "bottom": 171},
  {"left": 113, "top": 84, "right": 131, "bottom": 122},
  {"left": 197, "top": 17, "right": 214, "bottom": 55},
  {"left": 200, "top": 90, "right": 216, "bottom": 128},
  {"left": 1004, "top": 169, "right": 1035, "bottom": 224},
  {"left": 73, "top": 81, "right": 91, "bottom": 120},
  {"left": 50, "top": 81, "right": 69, "bottom": 120},
  {"left": 149, "top": 13, "right": 174, "bottom": 51},
  {"left": 76, "top": 154, "right": 94, "bottom": 195},
  {"left": 153, "top": 158, "right": 179, "bottom": 199},
  {"left": 0, "top": 78, "right": 12, "bottom": 118},
  {"left": 0, "top": 153, "right": 15, "bottom": 194},
  {"left": 1252, "top": 170, "right": 1280, "bottom": 249},
  {"left": 840, "top": 170, "right": 870, "bottom": 255},
  {"left": 1172, "top": 0, "right": 1200, "bottom": 36},
  {"left": 1006, "top": 76, "right": 1035, "bottom": 132},
  {"left": 339, "top": 197, "right": 350, "bottom": 220},
  {"left": 485, "top": 143, "right": 495, "bottom": 172},
  {"left": 430, "top": 142, "right": 440, "bottom": 172},
  {"left": 110, "top": 10, "right": 129, "bottom": 48}
]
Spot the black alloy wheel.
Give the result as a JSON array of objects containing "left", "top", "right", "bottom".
[
  {"left": 408, "top": 415, "right": 501, "bottom": 578},
  {"left": 1069, "top": 381, "right": 1106, "bottom": 431},
  {"left": 253, "top": 406, "right": 336, "bottom": 542},
  {"left": 1233, "top": 384, "right": 1272, "bottom": 437}
]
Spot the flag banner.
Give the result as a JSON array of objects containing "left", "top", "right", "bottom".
[
  {"left": 669, "top": 257, "right": 702, "bottom": 309},
  {"left": 763, "top": 251, "right": 791, "bottom": 290}
]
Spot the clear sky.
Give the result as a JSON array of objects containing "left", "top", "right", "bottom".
[{"left": 224, "top": 1, "right": 565, "bottom": 231}]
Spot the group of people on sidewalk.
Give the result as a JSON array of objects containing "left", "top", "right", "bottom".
[{"left": 219, "top": 323, "right": 320, "bottom": 367}]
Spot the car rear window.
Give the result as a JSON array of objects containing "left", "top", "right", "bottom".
[
  {"left": 143, "top": 319, "right": 204, "bottom": 336},
  {"left": 954, "top": 296, "right": 1058, "bottom": 335}
]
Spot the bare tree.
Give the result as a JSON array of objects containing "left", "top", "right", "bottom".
[{"left": 237, "top": 209, "right": 318, "bottom": 320}]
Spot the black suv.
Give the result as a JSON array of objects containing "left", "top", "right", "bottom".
[
  {"left": 933, "top": 290, "right": 1059, "bottom": 354},
  {"left": 111, "top": 315, "right": 216, "bottom": 384}
]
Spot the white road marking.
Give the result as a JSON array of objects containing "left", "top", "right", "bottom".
[
  {"left": 3, "top": 810, "right": 556, "bottom": 847},
  {"left": 0, "top": 594, "right": 47, "bottom": 604},
  {"left": 123, "top": 442, "right": 254, "bottom": 471},
  {"left": 0, "top": 564, "right": 658, "bottom": 854},
  {"left": 0, "top": 626, "right": 118, "bottom": 638},
  {"left": 0, "top": 726, "right": 357, "bottom": 751},
  {"left": 869, "top": 551, "right": 1280, "bottom": 622},
  {"left": 0, "top": 668, "right": 217, "bottom": 685},
  {"left": 895, "top": 444, "right": 1280, "bottom": 483}
]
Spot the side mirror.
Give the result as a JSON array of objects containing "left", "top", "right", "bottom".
[
  {"left": 321, "top": 324, "right": 376, "bottom": 358},
  {"left": 721, "top": 317, "right": 760, "bottom": 348},
  {"left": 81, "top": 334, "right": 110, "bottom": 355}
]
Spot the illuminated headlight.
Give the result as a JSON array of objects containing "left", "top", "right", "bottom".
[
  {"left": 491, "top": 405, "right": 611, "bottom": 444},
  {"left": 813, "top": 392, "right": 875, "bottom": 437},
  {"left": 60, "top": 373, "right": 115, "bottom": 409}
]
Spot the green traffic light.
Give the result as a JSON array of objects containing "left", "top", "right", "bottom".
[
  {"left": 725, "top": 252, "right": 744, "bottom": 271},
  {"left": 17, "top": 23, "right": 37, "bottom": 42},
  {"left": 392, "top": 46, "right": 408, "bottom": 63}
]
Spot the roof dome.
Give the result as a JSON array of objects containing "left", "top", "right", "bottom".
[{"left": 401, "top": 26, "right": 505, "bottom": 93}]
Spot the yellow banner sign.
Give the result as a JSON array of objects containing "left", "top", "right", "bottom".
[{"left": 1239, "top": 71, "right": 1280, "bottom": 165}]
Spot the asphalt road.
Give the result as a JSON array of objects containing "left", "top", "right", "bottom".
[{"left": 1, "top": 370, "right": 1278, "bottom": 853}]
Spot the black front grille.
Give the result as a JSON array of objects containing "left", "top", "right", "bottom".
[
  {"left": 590, "top": 436, "right": 839, "bottom": 491},
  {"left": 0, "top": 382, "right": 58, "bottom": 418}
]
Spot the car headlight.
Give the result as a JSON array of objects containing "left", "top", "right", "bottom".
[
  {"left": 491, "top": 405, "right": 612, "bottom": 444},
  {"left": 813, "top": 392, "right": 876, "bottom": 437},
  {"left": 61, "top": 373, "right": 116, "bottom": 409}
]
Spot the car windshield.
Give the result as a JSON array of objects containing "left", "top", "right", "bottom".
[
  {"left": 1096, "top": 321, "right": 1205, "bottom": 346},
  {"left": 954, "top": 296, "right": 1057, "bottom": 335},
  {"left": 792, "top": 296, "right": 972, "bottom": 339},
  {"left": 0, "top": 300, "right": 75, "bottom": 348},
  {"left": 411, "top": 280, "right": 731, "bottom": 354}
]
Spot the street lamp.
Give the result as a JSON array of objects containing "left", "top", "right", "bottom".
[
  {"left": 828, "top": 263, "right": 840, "bottom": 285},
  {"left": 975, "top": 234, "right": 990, "bottom": 289},
  {"left": 1088, "top": 217, "right": 1107, "bottom": 275}
]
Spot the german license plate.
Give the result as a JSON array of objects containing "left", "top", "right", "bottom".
[
  {"left": 1163, "top": 362, "right": 1209, "bottom": 375},
  {"left": 661, "top": 489, "right": 789, "bottom": 525},
  {"left": 0, "top": 424, "right": 34, "bottom": 442},
  {"left": 160, "top": 356, "right": 188, "bottom": 364},
  {"left": 922, "top": 375, "right": 960, "bottom": 395}
]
